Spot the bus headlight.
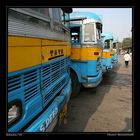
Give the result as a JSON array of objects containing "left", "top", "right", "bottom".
[{"left": 8, "top": 102, "right": 21, "bottom": 125}]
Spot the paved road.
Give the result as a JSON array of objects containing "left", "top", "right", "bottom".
[{"left": 54, "top": 54, "right": 132, "bottom": 132}]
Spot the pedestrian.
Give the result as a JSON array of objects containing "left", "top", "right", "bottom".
[{"left": 123, "top": 51, "right": 131, "bottom": 68}]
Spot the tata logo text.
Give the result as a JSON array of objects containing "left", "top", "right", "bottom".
[
  {"left": 40, "top": 107, "right": 58, "bottom": 132},
  {"left": 50, "top": 49, "right": 64, "bottom": 57}
]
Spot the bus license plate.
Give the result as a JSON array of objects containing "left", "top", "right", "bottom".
[{"left": 59, "top": 104, "right": 67, "bottom": 123}]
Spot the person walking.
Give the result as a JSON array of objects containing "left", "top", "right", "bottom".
[{"left": 123, "top": 51, "right": 131, "bottom": 68}]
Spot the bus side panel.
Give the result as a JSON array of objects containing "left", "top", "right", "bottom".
[
  {"left": 71, "top": 47, "right": 102, "bottom": 83},
  {"left": 71, "top": 48, "right": 81, "bottom": 60},
  {"left": 8, "top": 66, "right": 43, "bottom": 132},
  {"left": 101, "top": 51, "right": 113, "bottom": 71},
  {"left": 8, "top": 36, "right": 42, "bottom": 73},
  {"left": 71, "top": 47, "right": 101, "bottom": 61},
  {"left": 70, "top": 62, "right": 82, "bottom": 82},
  {"left": 80, "top": 47, "right": 101, "bottom": 60}
]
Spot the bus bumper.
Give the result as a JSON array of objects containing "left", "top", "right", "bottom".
[
  {"left": 112, "top": 60, "right": 118, "bottom": 67},
  {"left": 112, "top": 60, "right": 118, "bottom": 64},
  {"left": 82, "top": 70, "right": 102, "bottom": 88},
  {"left": 102, "top": 65, "right": 107, "bottom": 73},
  {"left": 24, "top": 79, "right": 71, "bottom": 132},
  {"left": 106, "top": 65, "right": 113, "bottom": 70}
]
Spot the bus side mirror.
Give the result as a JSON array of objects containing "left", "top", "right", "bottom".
[{"left": 61, "top": 8, "right": 73, "bottom": 13}]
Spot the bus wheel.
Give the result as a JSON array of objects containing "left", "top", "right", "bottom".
[{"left": 70, "top": 71, "right": 81, "bottom": 97}]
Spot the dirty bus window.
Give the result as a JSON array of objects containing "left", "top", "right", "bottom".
[
  {"left": 70, "top": 26, "right": 80, "bottom": 44},
  {"left": 31, "top": 8, "right": 50, "bottom": 17},
  {"left": 84, "top": 23, "right": 95, "bottom": 42},
  {"left": 52, "top": 8, "right": 61, "bottom": 22},
  {"left": 104, "top": 40, "right": 110, "bottom": 49},
  {"left": 96, "top": 23, "right": 102, "bottom": 40}
]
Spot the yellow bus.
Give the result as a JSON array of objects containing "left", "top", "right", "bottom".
[
  {"left": 66, "top": 11, "right": 103, "bottom": 96},
  {"left": 8, "top": 8, "right": 72, "bottom": 132}
]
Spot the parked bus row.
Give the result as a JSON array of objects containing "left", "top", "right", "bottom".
[
  {"left": 8, "top": 8, "right": 118, "bottom": 132},
  {"left": 66, "top": 11, "right": 119, "bottom": 96}
]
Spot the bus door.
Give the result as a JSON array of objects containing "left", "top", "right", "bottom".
[{"left": 69, "top": 25, "right": 82, "bottom": 60}]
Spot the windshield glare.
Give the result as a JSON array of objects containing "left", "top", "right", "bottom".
[{"left": 84, "top": 23, "right": 95, "bottom": 42}]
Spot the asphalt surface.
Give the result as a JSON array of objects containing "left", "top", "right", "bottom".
[{"left": 54, "top": 54, "right": 132, "bottom": 133}]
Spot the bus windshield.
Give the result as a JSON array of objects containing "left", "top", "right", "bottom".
[
  {"left": 113, "top": 43, "right": 116, "bottom": 49},
  {"left": 104, "top": 40, "right": 112, "bottom": 49},
  {"left": 96, "top": 23, "right": 102, "bottom": 40},
  {"left": 84, "top": 23, "right": 95, "bottom": 42}
]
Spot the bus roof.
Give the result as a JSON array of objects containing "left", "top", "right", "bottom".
[
  {"left": 70, "top": 12, "right": 102, "bottom": 23},
  {"left": 113, "top": 37, "right": 118, "bottom": 43},
  {"left": 101, "top": 32, "right": 114, "bottom": 41}
]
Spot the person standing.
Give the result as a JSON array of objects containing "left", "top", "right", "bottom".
[{"left": 123, "top": 51, "right": 131, "bottom": 67}]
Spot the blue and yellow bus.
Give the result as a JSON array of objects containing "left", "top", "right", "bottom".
[
  {"left": 112, "top": 37, "right": 118, "bottom": 65},
  {"left": 65, "top": 12, "right": 103, "bottom": 96},
  {"left": 101, "top": 32, "right": 113, "bottom": 73},
  {"left": 8, "top": 8, "right": 72, "bottom": 132}
]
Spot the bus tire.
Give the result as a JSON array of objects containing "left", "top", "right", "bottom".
[{"left": 70, "top": 71, "right": 81, "bottom": 97}]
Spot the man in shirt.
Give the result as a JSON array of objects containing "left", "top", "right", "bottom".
[{"left": 123, "top": 51, "right": 131, "bottom": 68}]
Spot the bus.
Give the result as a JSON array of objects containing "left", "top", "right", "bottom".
[
  {"left": 101, "top": 32, "right": 113, "bottom": 73},
  {"left": 112, "top": 37, "right": 118, "bottom": 65},
  {"left": 65, "top": 12, "right": 103, "bottom": 96},
  {"left": 8, "top": 8, "right": 72, "bottom": 132}
]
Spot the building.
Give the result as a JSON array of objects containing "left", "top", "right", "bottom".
[{"left": 122, "top": 37, "right": 132, "bottom": 53}]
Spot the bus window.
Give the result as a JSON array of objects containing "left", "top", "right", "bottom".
[
  {"left": 84, "top": 23, "right": 95, "bottom": 42},
  {"left": 113, "top": 43, "right": 116, "bottom": 49},
  {"left": 96, "top": 23, "right": 102, "bottom": 40},
  {"left": 70, "top": 26, "right": 81, "bottom": 44},
  {"left": 110, "top": 40, "right": 113, "bottom": 49},
  {"left": 30, "top": 8, "right": 50, "bottom": 20},
  {"left": 31, "top": 8, "right": 50, "bottom": 17},
  {"left": 52, "top": 8, "right": 61, "bottom": 22},
  {"left": 96, "top": 28, "right": 102, "bottom": 40},
  {"left": 104, "top": 40, "right": 110, "bottom": 49}
]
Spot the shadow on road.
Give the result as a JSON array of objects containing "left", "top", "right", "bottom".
[
  {"left": 54, "top": 60, "right": 132, "bottom": 132},
  {"left": 121, "top": 117, "right": 132, "bottom": 132},
  {"left": 54, "top": 86, "right": 107, "bottom": 132},
  {"left": 54, "top": 63, "right": 123, "bottom": 132}
]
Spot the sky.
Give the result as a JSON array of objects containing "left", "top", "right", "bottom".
[{"left": 73, "top": 8, "right": 132, "bottom": 42}]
